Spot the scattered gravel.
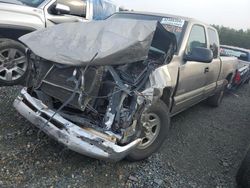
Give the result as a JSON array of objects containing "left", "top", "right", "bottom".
[{"left": 0, "top": 84, "right": 250, "bottom": 187}]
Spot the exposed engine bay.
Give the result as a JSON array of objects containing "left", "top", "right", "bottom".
[{"left": 15, "top": 18, "right": 176, "bottom": 161}]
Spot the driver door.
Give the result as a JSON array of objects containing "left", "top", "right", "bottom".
[{"left": 172, "top": 25, "right": 209, "bottom": 114}]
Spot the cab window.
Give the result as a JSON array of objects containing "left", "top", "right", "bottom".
[
  {"left": 208, "top": 28, "right": 219, "bottom": 58},
  {"left": 186, "top": 25, "right": 207, "bottom": 55}
]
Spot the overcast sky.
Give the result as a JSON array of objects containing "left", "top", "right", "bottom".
[{"left": 114, "top": 0, "right": 250, "bottom": 30}]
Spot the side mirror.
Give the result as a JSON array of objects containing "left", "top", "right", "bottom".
[
  {"left": 55, "top": 3, "right": 70, "bottom": 15},
  {"left": 184, "top": 47, "right": 213, "bottom": 63},
  {"left": 55, "top": 0, "right": 86, "bottom": 16}
]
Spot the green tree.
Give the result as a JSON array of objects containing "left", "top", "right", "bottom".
[{"left": 213, "top": 25, "right": 250, "bottom": 49}]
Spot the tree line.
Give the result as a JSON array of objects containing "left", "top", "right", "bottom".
[{"left": 213, "top": 25, "right": 250, "bottom": 49}]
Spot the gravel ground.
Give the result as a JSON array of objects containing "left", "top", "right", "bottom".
[{"left": 0, "top": 84, "right": 250, "bottom": 188}]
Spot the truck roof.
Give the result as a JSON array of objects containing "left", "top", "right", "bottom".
[{"left": 116, "top": 11, "right": 210, "bottom": 27}]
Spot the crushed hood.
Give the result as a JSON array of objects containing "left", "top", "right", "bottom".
[{"left": 20, "top": 18, "right": 176, "bottom": 66}]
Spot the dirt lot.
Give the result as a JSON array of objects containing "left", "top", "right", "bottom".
[{"left": 0, "top": 84, "right": 250, "bottom": 188}]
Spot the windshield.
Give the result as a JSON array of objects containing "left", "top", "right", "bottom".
[
  {"left": 220, "top": 47, "right": 250, "bottom": 62},
  {"left": 1, "top": 0, "right": 46, "bottom": 7},
  {"left": 109, "top": 13, "right": 187, "bottom": 48}
]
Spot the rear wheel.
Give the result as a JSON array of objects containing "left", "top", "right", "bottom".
[
  {"left": 0, "top": 39, "right": 28, "bottom": 86},
  {"left": 127, "top": 100, "right": 170, "bottom": 161},
  {"left": 207, "top": 87, "right": 225, "bottom": 107}
]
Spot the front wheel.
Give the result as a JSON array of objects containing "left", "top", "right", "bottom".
[
  {"left": 0, "top": 39, "right": 28, "bottom": 86},
  {"left": 127, "top": 100, "right": 170, "bottom": 161}
]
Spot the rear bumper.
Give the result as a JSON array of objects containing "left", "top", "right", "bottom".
[{"left": 13, "top": 88, "right": 141, "bottom": 162}]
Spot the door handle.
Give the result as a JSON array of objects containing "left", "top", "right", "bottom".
[{"left": 204, "top": 67, "right": 209, "bottom": 73}]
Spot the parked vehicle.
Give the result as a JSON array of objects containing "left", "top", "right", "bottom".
[
  {"left": 0, "top": 0, "right": 118, "bottom": 86},
  {"left": 14, "top": 12, "right": 238, "bottom": 162},
  {"left": 236, "top": 147, "right": 250, "bottom": 188},
  {"left": 220, "top": 45, "right": 250, "bottom": 88}
]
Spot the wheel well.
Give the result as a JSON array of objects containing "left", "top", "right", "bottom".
[
  {"left": 160, "top": 87, "right": 173, "bottom": 109},
  {"left": 0, "top": 27, "right": 34, "bottom": 41},
  {"left": 226, "top": 73, "right": 234, "bottom": 83}
]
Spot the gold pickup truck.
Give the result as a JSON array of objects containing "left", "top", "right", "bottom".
[{"left": 13, "top": 11, "right": 238, "bottom": 161}]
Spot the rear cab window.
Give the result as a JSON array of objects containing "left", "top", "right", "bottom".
[{"left": 207, "top": 28, "right": 219, "bottom": 58}]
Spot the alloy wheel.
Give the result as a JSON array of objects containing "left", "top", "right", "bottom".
[
  {"left": 137, "top": 112, "right": 161, "bottom": 149},
  {"left": 0, "top": 48, "right": 27, "bottom": 82}
]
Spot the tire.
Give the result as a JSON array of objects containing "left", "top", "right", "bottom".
[
  {"left": 236, "top": 148, "right": 250, "bottom": 188},
  {"left": 0, "top": 39, "right": 28, "bottom": 86},
  {"left": 206, "top": 87, "right": 225, "bottom": 107},
  {"left": 244, "top": 78, "right": 249, "bottom": 84},
  {"left": 0, "top": 38, "right": 11, "bottom": 43},
  {"left": 127, "top": 100, "right": 170, "bottom": 161}
]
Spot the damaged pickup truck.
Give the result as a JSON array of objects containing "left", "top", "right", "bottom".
[{"left": 13, "top": 12, "right": 237, "bottom": 161}]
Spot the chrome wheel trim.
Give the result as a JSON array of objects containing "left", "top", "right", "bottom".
[{"left": 137, "top": 112, "right": 161, "bottom": 150}]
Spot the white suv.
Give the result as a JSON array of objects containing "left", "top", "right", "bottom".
[{"left": 0, "top": 0, "right": 117, "bottom": 86}]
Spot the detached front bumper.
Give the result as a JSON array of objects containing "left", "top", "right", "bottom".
[{"left": 13, "top": 88, "right": 141, "bottom": 162}]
